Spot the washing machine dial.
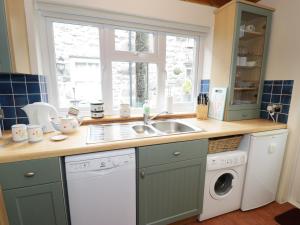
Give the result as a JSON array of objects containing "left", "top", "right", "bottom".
[{"left": 226, "top": 159, "right": 232, "bottom": 165}]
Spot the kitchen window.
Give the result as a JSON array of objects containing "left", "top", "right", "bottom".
[
  {"left": 47, "top": 19, "right": 201, "bottom": 115},
  {"left": 52, "top": 22, "right": 101, "bottom": 108}
]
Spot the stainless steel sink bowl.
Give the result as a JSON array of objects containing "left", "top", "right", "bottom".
[
  {"left": 151, "top": 121, "right": 200, "bottom": 134},
  {"left": 132, "top": 125, "right": 156, "bottom": 135}
]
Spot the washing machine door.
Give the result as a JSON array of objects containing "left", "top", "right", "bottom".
[{"left": 209, "top": 169, "right": 239, "bottom": 200}]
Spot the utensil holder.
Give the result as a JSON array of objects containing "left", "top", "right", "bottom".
[{"left": 196, "top": 104, "right": 208, "bottom": 120}]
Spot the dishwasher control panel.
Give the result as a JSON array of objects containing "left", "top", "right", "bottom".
[{"left": 66, "top": 153, "right": 135, "bottom": 173}]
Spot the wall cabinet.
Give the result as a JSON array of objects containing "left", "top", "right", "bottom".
[
  {"left": 137, "top": 140, "right": 208, "bottom": 225},
  {"left": 211, "top": 0, "right": 274, "bottom": 121},
  {"left": 0, "top": 0, "right": 31, "bottom": 73},
  {"left": 0, "top": 0, "right": 11, "bottom": 72},
  {"left": 0, "top": 158, "right": 68, "bottom": 225}
]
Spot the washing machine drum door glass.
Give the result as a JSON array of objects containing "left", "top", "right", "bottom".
[{"left": 210, "top": 170, "right": 238, "bottom": 200}]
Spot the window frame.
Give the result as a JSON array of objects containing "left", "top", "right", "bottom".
[
  {"left": 164, "top": 32, "right": 202, "bottom": 112},
  {"left": 43, "top": 16, "right": 204, "bottom": 116},
  {"left": 45, "top": 17, "right": 104, "bottom": 115}
]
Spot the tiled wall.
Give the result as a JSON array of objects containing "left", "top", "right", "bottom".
[
  {"left": 200, "top": 79, "right": 210, "bottom": 94},
  {"left": 260, "top": 80, "right": 293, "bottom": 124},
  {"left": 0, "top": 73, "right": 48, "bottom": 130}
]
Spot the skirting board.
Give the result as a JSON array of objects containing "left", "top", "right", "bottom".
[{"left": 288, "top": 199, "right": 300, "bottom": 209}]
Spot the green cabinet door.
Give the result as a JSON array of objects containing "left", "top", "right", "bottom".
[
  {"left": 0, "top": 0, "right": 12, "bottom": 72},
  {"left": 4, "top": 182, "right": 68, "bottom": 225},
  {"left": 138, "top": 158, "right": 206, "bottom": 225}
]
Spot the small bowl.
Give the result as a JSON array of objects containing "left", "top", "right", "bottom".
[{"left": 246, "top": 61, "right": 257, "bottom": 67}]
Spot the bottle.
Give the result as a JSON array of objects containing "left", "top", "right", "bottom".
[
  {"left": 143, "top": 100, "right": 150, "bottom": 124},
  {"left": 166, "top": 96, "right": 173, "bottom": 113}
]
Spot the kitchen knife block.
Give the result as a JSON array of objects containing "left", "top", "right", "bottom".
[{"left": 196, "top": 104, "right": 208, "bottom": 120}]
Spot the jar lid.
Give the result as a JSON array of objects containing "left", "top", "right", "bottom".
[{"left": 90, "top": 101, "right": 103, "bottom": 105}]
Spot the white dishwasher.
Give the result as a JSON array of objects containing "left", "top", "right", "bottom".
[{"left": 65, "top": 149, "right": 136, "bottom": 225}]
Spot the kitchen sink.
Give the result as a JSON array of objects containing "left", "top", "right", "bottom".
[
  {"left": 87, "top": 120, "right": 203, "bottom": 144},
  {"left": 132, "top": 125, "right": 156, "bottom": 135},
  {"left": 151, "top": 121, "right": 202, "bottom": 134}
]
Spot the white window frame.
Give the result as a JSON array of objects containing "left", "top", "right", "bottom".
[
  {"left": 36, "top": 2, "right": 209, "bottom": 116},
  {"left": 44, "top": 17, "right": 103, "bottom": 115}
]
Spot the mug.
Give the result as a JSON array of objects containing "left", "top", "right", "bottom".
[
  {"left": 120, "top": 104, "right": 131, "bottom": 118},
  {"left": 27, "top": 125, "right": 43, "bottom": 143},
  {"left": 11, "top": 124, "right": 28, "bottom": 142}
]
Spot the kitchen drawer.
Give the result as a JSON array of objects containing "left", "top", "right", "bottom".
[
  {"left": 138, "top": 139, "right": 208, "bottom": 168},
  {"left": 225, "top": 109, "right": 260, "bottom": 121},
  {"left": 0, "top": 158, "right": 62, "bottom": 190}
]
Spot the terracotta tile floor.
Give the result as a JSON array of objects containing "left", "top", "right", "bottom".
[{"left": 170, "top": 202, "right": 295, "bottom": 225}]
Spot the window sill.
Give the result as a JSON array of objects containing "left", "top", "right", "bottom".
[{"left": 81, "top": 112, "right": 196, "bottom": 125}]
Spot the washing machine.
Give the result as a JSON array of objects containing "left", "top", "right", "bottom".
[{"left": 198, "top": 150, "right": 247, "bottom": 221}]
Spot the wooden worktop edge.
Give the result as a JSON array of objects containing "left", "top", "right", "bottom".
[{"left": 0, "top": 121, "right": 287, "bottom": 164}]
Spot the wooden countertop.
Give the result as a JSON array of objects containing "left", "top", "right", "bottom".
[{"left": 0, "top": 119, "right": 286, "bottom": 164}]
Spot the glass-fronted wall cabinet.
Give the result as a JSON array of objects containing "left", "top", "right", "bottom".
[
  {"left": 210, "top": 0, "right": 274, "bottom": 121},
  {"left": 0, "top": 0, "right": 31, "bottom": 73}
]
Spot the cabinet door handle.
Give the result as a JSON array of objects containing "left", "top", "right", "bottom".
[
  {"left": 173, "top": 152, "right": 181, "bottom": 156},
  {"left": 24, "top": 172, "right": 35, "bottom": 178},
  {"left": 140, "top": 171, "right": 145, "bottom": 179}
]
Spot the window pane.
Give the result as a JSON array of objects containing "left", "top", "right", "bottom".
[
  {"left": 53, "top": 22, "right": 101, "bottom": 108},
  {"left": 112, "top": 62, "right": 157, "bottom": 110},
  {"left": 166, "top": 35, "right": 197, "bottom": 103},
  {"left": 114, "top": 29, "right": 154, "bottom": 53}
]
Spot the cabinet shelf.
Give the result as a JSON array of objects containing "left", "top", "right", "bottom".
[
  {"left": 234, "top": 87, "right": 258, "bottom": 91},
  {"left": 237, "top": 65, "right": 261, "bottom": 69},
  {"left": 238, "top": 54, "right": 262, "bottom": 57},
  {"left": 240, "top": 31, "right": 264, "bottom": 41}
]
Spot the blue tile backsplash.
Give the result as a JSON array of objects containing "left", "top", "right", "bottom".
[
  {"left": 260, "top": 80, "right": 294, "bottom": 124},
  {"left": 200, "top": 79, "right": 210, "bottom": 94},
  {"left": 0, "top": 73, "right": 48, "bottom": 130}
]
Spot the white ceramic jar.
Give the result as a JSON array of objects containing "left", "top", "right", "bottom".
[
  {"left": 11, "top": 124, "right": 28, "bottom": 142},
  {"left": 120, "top": 104, "right": 131, "bottom": 118},
  {"left": 27, "top": 125, "right": 43, "bottom": 142}
]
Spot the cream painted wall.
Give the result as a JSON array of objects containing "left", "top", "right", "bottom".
[
  {"left": 29, "top": 0, "right": 215, "bottom": 78},
  {"left": 38, "top": 0, "right": 214, "bottom": 26},
  {"left": 260, "top": 0, "right": 300, "bottom": 207}
]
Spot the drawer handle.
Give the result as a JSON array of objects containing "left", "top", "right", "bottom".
[
  {"left": 24, "top": 172, "right": 35, "bottom": 178},
  {"left": 140, "top": 171, "right": 145, "bottom": 179},
  {"left": 173, "top": 152, "right": 181, "bottom": 156}
]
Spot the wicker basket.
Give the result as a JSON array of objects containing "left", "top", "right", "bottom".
[{"left": 208, "top": 135, "right": 243, "bottom": 154}]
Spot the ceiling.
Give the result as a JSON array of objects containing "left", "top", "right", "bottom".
[{"left": 181, "top": 0, "right": 260, "bottom": 8}]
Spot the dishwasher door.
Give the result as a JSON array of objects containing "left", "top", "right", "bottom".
[{"left": 65, "top": 149, "right": 136, "bottom": 225}]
